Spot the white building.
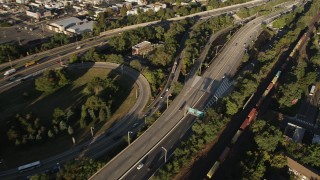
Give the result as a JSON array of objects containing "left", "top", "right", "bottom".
[
  {"left": 127, "top": 8, "right": 138, "bottom": 15},
  {"left": 147, "top": 2, "right": 166, "bottom": 12},
  {"left": 47, "top": 17, "right": 93, "bottom": 35},
  {"left": 16, "top": 0, "right": 29, "bottom": 4}
]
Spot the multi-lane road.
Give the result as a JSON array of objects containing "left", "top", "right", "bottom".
[
  {"left": 0, "top": 0, "right": 267, "bottom": 78},
  {"left": 0, "top": 62, "right": 151, "bottom": 179},
  {"left": 90, "top": 3, "right": 299, "bottom": 180},
  {"left": 0, "top": 0, "right": 293, "bottom": 179}
]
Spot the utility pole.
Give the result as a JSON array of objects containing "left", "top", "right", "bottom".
[{"left": 215, "top": 45, "right": 222, "bottom": 56}]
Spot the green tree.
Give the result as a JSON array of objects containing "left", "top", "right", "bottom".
[
  {"left": 83, "top": 77, "right": 118, "bottom": 96},
  {"left": 69, "top": 53, "right": 79, "bottom": 64},
  {"left": 88, "top": 109, "right": 97, "bottom": 121},
  {"left": 7, "top": 128, "right": 19, "bottom": 141},
  {"left": 68, "top": 126, "right": 74, "bottom": 135},
  {"left": 85, "top": 96, "right": 106, "bottom": 111},
  {"left": 98, "top": 108, "right": 106, "bottom": 122},
  {"left": 241, "top": 151, "right": 266, "bottom": 180},
  {"left": 48, "top": 130, "right": 54, "bottom": 138},
  {"left": 59, "top": 121, "right": 67, "bottom": 131},
  {"left": 35, "top": 69, "right": 69, "bottom": 93},
  {"left": 252, "top": 119, "right": 283, "bottom": 152},
  {"left": 120, "top": 6, "right": 128, "bottom": 16},
  {"left": 270, "top": 153, "right": 287, "bottom": 168},
  {"left": 88, "top": 9, "right": 95, "bottom": 17},
  {"left": 57, "top": 158, "right": 104, "bottom": 179},
  {"left": 301, "top": 145, "right": 320, "bottom": 167},
  {"left": 0, "top": 43, "right": 20, "bottom": 64},
  {"left": 29, "top": 173, "right": 49, "bottom": 180},
  {"left": 129, "top": 60, "right": 142, "bottom": 71},
  {"left": 53, "top": 108, "right": 65, "bottom": 123},
  {"left": 104, "top": 54, "right": 124, "bottom": 63},
  {"left": 53, "top": 125, "right": 59, "bottom": 134},
  {"left": 66, "top": 109, "right": 74, "bottom": 122},
  {"left": 83, "top": 48, "right": 100, "bottom": 61},
  {"left": 80, "top": 105, "right": 87, "bottom": 128},
  {"left": 225, "top": 98, "right": 239, "bottom": 116},
  {"left": 106, "top": 106, "right": 111, "bottom": 120}
]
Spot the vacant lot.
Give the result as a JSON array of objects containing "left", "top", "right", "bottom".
[{"left": 0, "top": 67, "right": 138, "bottom": 169}]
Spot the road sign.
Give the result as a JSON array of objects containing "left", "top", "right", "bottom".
[{"left": 188, "top": 108, "right": 205, "bottom": 118}]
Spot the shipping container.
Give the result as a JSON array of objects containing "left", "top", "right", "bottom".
[
  {"left": 206, "top": 161, "right": 220, "bottom": 179},
  {"left": 231, "top": 130, "right": 242, "bottom": 144},
  {"left": 240, "top": 118, "right": 250, "bottom": 130},
  {"left": 218, "top": 147, "right": 230, "bottom": 162},
  {"left": 263, "top": 83, "right": 274, "bottom": 97}
]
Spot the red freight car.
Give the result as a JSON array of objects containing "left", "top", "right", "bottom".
[
  {"left": 240, "top": 118, "right": 250, "bottom": 130},
  {"left": 240, "top": 108, "right": 257, "bottom": 130}
]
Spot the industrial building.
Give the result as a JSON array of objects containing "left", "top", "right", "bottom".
[
  {"left": 132, "top": 41, "right": 153, "bottom": 56},
  {"left": 46, "top": 17, "right": 93, "bottom": 35}
]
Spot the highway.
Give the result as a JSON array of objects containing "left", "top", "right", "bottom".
[
  {"left": 0, "top": 0, "right": 266, "bottom": 76},
  {"left": 0, "top": 0, "right": 288, "bottom": 179},
  {"left": 0, "top": 62, "right": 151, "bottom": 179},
  {"left": 90, "top": 3, "right": 298, "bottom": 180}
]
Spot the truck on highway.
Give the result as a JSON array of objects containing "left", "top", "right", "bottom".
[
  {"left": 4, "top": 68, "right": 16, "bottom": 76},
  {"left": 25, "top": 61, "right": 36, "bottom": 67}
]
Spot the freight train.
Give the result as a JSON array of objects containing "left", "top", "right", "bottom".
[{"left": 205, "top": 11, "right": 320, "bottom": 179}]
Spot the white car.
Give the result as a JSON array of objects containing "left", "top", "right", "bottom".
[
  {"left": 76, "top": 46, "right": 81, "bottom": 50},
  {"left": 137, "top": 163, "right": 144, "bottom": 170}
]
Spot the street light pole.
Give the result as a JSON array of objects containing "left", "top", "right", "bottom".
[
  {"left": 161, "top": 147, "right": 167, "bottom": 163},
  {"left": 90, "top": 127, "right": 94, "bottom": 137},
  {"left": 128, "top": 131, "right": 133, "bottom": 145},
  {"left": 215, "top": 45, "right": 222, "bottom": 56}
]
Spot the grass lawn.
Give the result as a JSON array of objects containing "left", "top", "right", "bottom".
[{"left": 0, "top": 67, "right": 138, "bottom": 169}]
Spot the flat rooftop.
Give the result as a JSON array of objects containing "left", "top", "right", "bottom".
[
  {"left": 132, "top": 41, "right": 151, "bottom": 49},
  {"left": 67, "top": 21, "right": 93, "bottom": 33},
  {"left": 50, "top": 17, "right": 82, "bottom": 28}
]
